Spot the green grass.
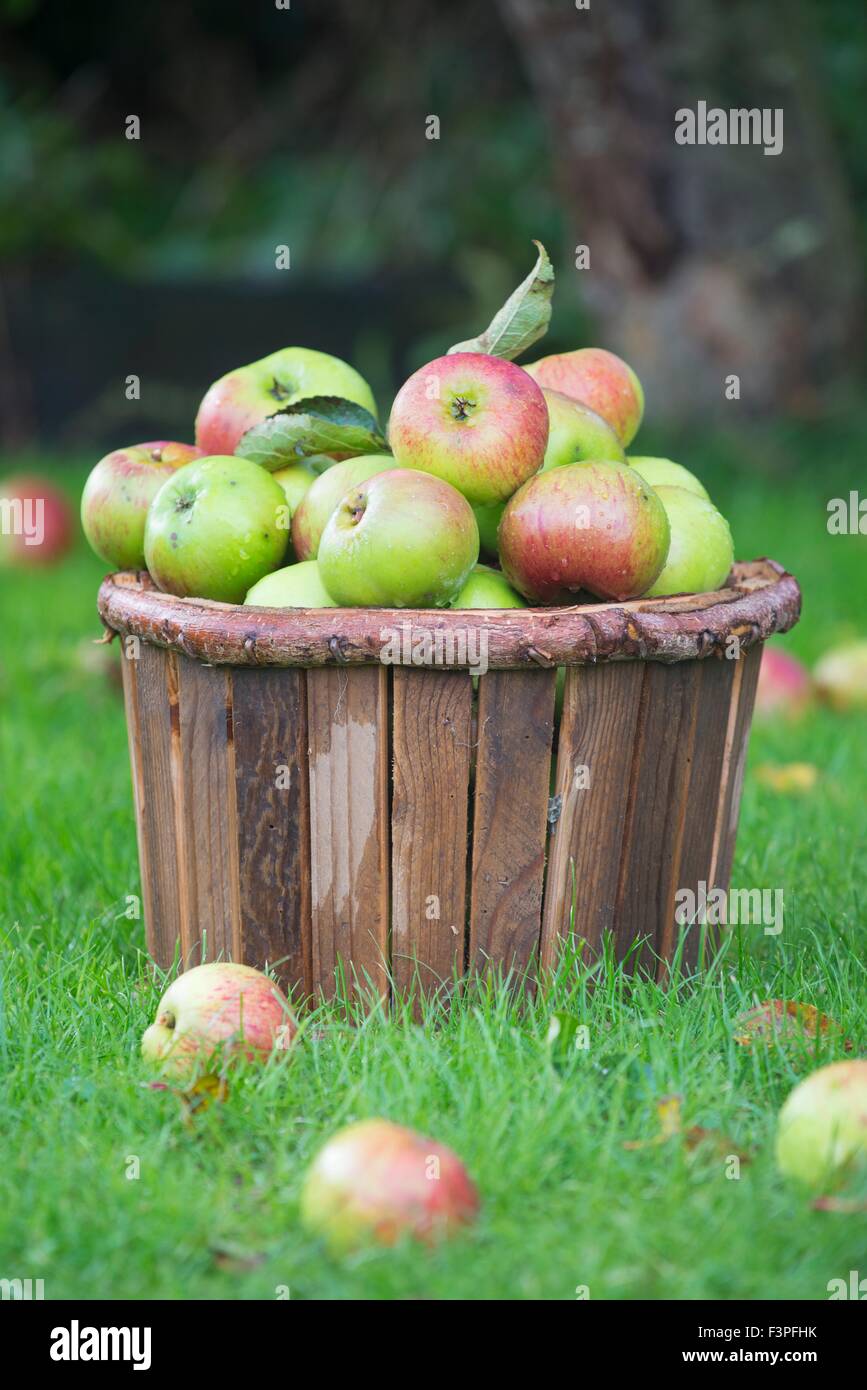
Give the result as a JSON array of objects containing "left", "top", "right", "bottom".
[{"left": 1, "top": 432, "right": 866, "bottom": 1301}]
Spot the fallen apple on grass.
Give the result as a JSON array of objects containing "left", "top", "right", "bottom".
[
  {"left": 300, "top": 1119, "right": 480, "bottom": 1251},
  {"left": 524, "top": 346, "right": 644, "bottom": 446},
  {"left": 245, "top": 559, "right": 338, "bottom": 608},
  {"left": 628, "top": 456, "right": 710, "bottom": 500},
  {"left": 195, "top": 346, "right": 378, "bottom": 457},
  {"left": 144, "top": 455, "right": 288, "bottom": 603},
  {"left": 755, "top": 645, "right": 813, "bottom": 720},
  {"left": 776, "top": 1059, "right": 867, "bottom": 1190},
  {"left": 498, "top": 459, "right": 670, "bottom": 603},
  {"left": 141, "top": 962, "right": 294, "bottom": 1077},
  {"left": 642, "top": 485, "right": 733, "bottom": 598},
  {"left": 317, "top": 468, "right": 479, "bottom": 608},
  {"left": 0, "top": 474, "right": 74, "bottom": 567},
  {"left": 388, "top": 352, "right": 549, "bottom": 505},
  {"left": 80, "top": 441, "right": 203, "bottom": 570},
  {"left": 814, "top": 640, "right": 867, "bottom": 711},
  {"left": 291, "top": 453, "right": 393, "bottom": 560}
]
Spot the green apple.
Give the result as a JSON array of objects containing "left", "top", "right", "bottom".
[
  {"left": 452, "top": 564, "right": 526, "bottom": 608},
  {"left": 245, "top": 560, "right": 338, "bottom": 607},
  {"left": 144, "top": 455, "right": 288, "bottom": 603},
  {"left": 195, "top": 346, "right": 377, "bottom": 456},
  {"left": 628, "top": 456, "right": 710, "bottom": 500},
  {"left": 541, "top": 389, "right": 626, "bottom": 471},
  {"left": 272, "top": 462, "right": 316, "bottom": 514},
  {"left": 291, "top": 454, "right": 393, "bottom": 560},
  {"left": 776, "top": 1060, "right": 867, "bottom": 1189},
  {"left": 643, "top": 485, "right": 733, "bottom": 597},
  {"left": 318, "top": 468, "right": 479, "bottom": 608},
  {"left": 472, "top": 502, "right": 504, "bottom": 560}
]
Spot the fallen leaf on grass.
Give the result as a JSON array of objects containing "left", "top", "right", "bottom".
[
  {"left": 211, "top": 1244, "right": 266, "bottom": 1272},
  {"left": 734, "top": 1000, "right": 851, "bottom": 1052},
  {"left": 624, "top": 1094, "right": 750, "bottom": 1163},
  {"left": 811, "top": 1195, "right": 867, "bottom": 1214},
  {"left": 146, "top": 1073, "right": 229, "bottom": 1125},
  {"left": 755, "top": 762, "right": 819, "bottom": 793}
]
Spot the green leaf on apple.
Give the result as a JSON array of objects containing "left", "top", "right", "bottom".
[
  {"left": 447, "top": 240, "right": 554, "bottom": 361},
  {"left": 236, "top": 396, "right": 390, "bottom": 470}
]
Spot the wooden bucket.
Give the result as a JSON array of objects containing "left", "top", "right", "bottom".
[{"left": 98, "top": 558, "right": 800, "bottom": 1001}]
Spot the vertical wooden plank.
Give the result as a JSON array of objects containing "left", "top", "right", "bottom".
[
  {"left": 540, "top": 661, "right": 646, "bottom": 969},
  {"left": 122, "top": 643, "right": 184, "bottom": 968},
  {"left": 306, "top": 666, "right": 389, "bottom": 1003},
  {"left": 658, "top": 655, "right": 737, "bottom": 973},
  {"left": 175, "top": 655, "right": 242, "bottom": 965},
  {"left": 231, "top": 667, "right": 311, "bottom": 998},
  {"left": 391, "top": 668, "right": 473, "bottom": 1001},
  {"left": 612, "top": 660, "right": 703, "bottom": 969},
  {"left": 709, "top": 642, "right": 763, "bottom": 892},
  {"left": 469, "top": 668, "right": 556, "bottom": 975}
]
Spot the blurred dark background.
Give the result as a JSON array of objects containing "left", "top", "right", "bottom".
[{"left": 1, "top": 0, "right": 865, "bottom": 451}]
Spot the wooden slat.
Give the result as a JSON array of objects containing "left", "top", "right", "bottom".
[
  {"left": 231, "top": 667, "right": 311, "bottom": 998},
  {"left": 612, "top": 660, "right": 703, "bottom": 969},
  {"left": 540, "top": 661, "right": 646, "bottom": 968},
  {"left": 175, "top": 656, "right": 241, "bottom": 965},
  {"left": 122, "top": 643, "right": 184, "bottom": 968},
  {"left": 469, "top": 668, "right": 556, "bottom": 975},
  {"left": 658, "top": 656, "right": 738, "bottom": 973},
  {"left": 391, "top": 668, "right": 474, "bottom": 1002},
  {"left": 306, "top": 666, "right": 389, "bottom": 1003},
  {"left": 709, "top": 642, "right": 763, "bottom": 892}
]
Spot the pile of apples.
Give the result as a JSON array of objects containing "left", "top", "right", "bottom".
[{"left": 81, "top": 247, "right": 734, "bottom": 611}]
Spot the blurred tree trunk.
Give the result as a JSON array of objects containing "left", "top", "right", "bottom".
[{"left": 499, "top": 0, "right": 862, "bottom": 422}]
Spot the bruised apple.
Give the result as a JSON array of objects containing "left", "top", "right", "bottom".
[
  {"left": 300, "top": 1119, "right": 480, "bottom": 1251},
  {"left": 498, "top": 460, "right": 669, "bottom": 603}
]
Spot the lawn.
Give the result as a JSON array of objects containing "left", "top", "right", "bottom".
[{"left": 1, "top": 426, "right": 865, "bottom": 1301}]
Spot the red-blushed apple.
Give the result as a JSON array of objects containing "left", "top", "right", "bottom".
[
  {"left": 300, "top": 1119, "right": 480, "bottom": 1251},
  {"left": 755, "top": 646, "right": 813, "bottom": 720},
  {"left": 245, "top": 559, "right": 338, "bottom": 607},
  {"left": 144, "top": 455, "right": 288, "bottom": 603},
  {"left": 776, "top": 1059, "right": 867, "bottom": 1189},
  {"left": 80, "top": 441, "right": 203, "bottom": 570},
  {"left": 642, "top": 485, "right": 733, "bottom": 597},
  {"left": 628, "top": 456, "right": 709, "bottom": 500},
  {"left": 388, "top": 352, "right": 548, "bottom": 506},
  {"left": 524, "top": 347, "right": 644, "bottom": 446},
  {"left": 541, "top": 389, "right": 626, "bottom": 471},
  {"left": 0, "top": 474, "right": 74, "bottom": 567},
  {"left": 195, "top": 346, "right": 378, "bottom": 457},
  {"left": 141, "top": 962, "right": 294, "bottom": 1077},
  {"left": 317, "top": 468, "right": 479, "bottom": 608},
  {"left": 498, "top": 460, "right": 670, "bottom": 603},
  {"left": 451, "top": 563, "right": 526, "bottom": 608},
  {"left": 291, "top": 454, "right": 392, "bottom": 560},
  {"left": 814, "top": 641, "right": 867, "bottom": 711}
]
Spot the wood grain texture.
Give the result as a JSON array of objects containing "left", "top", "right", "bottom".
[
  {"left": 98, "top": 559, "right": 801, "bottom": 669},
  {"left": 231, "top": 667, "right": 311, "bottom": 998},
  {"left": 391, "top": 668, "right": 474, "bottom": 1000},
  {"left": 660, "top": 654, "right": 738, "bottom": 974},
  {"left": 540, "top": 661, "right": 646, "bottom": 968},
  {"left": 710, "top": 642, "right": 763, "bottom": 892},
  {"left": 175, "top": 656, "right": 241, "bottom": 965},
  {"left": 612, "top": 660, "right": 703, "bottom": 970},
  {"left": 469, "top": 668, "right": 556, "bottom": 974},
  {"left": 306, "top": 666, "right": 389, "bottom": 1002},
  {"left": 123, "top": 643, "right": 185, "bottom": 968}
]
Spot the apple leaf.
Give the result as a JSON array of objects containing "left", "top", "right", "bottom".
[
  {"left": 447, "top": 240, "right": 554, "bottom": 361},
  {"left": 236, "top": 396, "right": 390, "bottom": 470}
]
